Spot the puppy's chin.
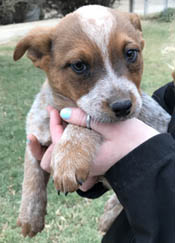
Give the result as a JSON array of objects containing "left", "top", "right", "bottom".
[
  {"left": 87, "top": 108, "right": 141, "bottom": 124},
  {"left": 81, "top": 97, "right": 142, "bottom": 123}
]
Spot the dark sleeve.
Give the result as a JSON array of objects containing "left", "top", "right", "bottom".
[
  {"left": 104, "top": 133, "right": 175, "bottom": 243},
  {"left": 152, "top": 81, "right": 175, "bottom": 115},
  {"left": 77, "top": 182, "right": 108, "bottom": 199},
  {"left": 152, "top": 81, "right": 175, "bottom": 138}
]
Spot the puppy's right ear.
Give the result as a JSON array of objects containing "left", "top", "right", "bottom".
[
  {"left": 127, "top": 13, "right": 145, "bottom": 50},
  {"left": 13, "top": 27, "right": 55, "bottom": 72}
]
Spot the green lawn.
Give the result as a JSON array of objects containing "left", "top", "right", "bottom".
[
  {"left": 142, "top": 19, "right": 175, "bottom": 93},
  {"left": 0, "top": 19, "right": 175, "bottom": 243}
]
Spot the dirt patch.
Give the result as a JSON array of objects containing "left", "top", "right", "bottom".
[{"left": 0, "top": 18, "right": 59, "bottom": 45}]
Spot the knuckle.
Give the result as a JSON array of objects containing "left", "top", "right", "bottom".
[
  {"left": 78, "top": 112, "right": 87, "bottom": 127},
  {"left": 71, "top": 108, "right": 86, "bottom": 127}
]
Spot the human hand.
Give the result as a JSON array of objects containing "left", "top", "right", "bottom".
[
  {"left": 60, "top": 107, "right": 159, "bottom": 190},
  {"left": 28, "top": 106, "right": 159, "bottom": 191},
  {"left": 60, "top": 108, "right": 159, "bottom": 175}
]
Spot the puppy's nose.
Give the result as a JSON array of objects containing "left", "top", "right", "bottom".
[{"left": 110, "top": 99, "right": 132, "bottom": 117}]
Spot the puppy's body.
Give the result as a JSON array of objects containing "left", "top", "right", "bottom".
[{"left": 14, "top": 5, "right": 171, "bottom": 237}]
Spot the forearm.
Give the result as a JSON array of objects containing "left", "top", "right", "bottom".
[{"left": 105, "top": 133, "right": 175, "bottom": 243}]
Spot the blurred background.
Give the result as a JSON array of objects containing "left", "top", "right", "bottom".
[{"left": 0, "top": 0, "right": 175, "bottom": 25}]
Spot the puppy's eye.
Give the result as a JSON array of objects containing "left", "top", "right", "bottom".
[
  {"left": 71, "top": 61, "right": 88, "bottom": 74},
  {"left": 125, "top": 49, "right": 139, "bottom": 63}
]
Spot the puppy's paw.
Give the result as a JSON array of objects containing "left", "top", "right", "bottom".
[
  {"left": 51, "top": 141, "right": 90, "bottom": 192},
  {"left": 17, "top": 218, "right": 44, "bottom": 238},
  {"left": 17, "top": 194, "right": 47, "bottom": 237}
]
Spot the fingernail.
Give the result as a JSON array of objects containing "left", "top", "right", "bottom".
[
  {"left": 60, "top": 108, "right": 72, "bottom": 120},
  {"left": 26, "top": 138, "right": 31, "bottom": 144}
]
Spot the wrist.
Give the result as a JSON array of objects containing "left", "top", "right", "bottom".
[
  {"left": 91, "top": 118, "right": 159, "bottom": 177},
  {"left": 117, "top": 118, "right": 159, "bottom": 159}
]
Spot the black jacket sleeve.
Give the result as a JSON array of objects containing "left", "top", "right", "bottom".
[
  {"left": 103, "top": 133, "right": 175, "bottom": 243},
  {"left": 152, "top": 81, "right": 175, "bottom": 138},
  {"left": 152, "top": 81, "right": 175, "bottom": 115}
]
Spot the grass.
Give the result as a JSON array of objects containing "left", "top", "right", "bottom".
[
  {"left": 142, "top": 19, "right": 175, "bottom": 94},
  {"left": 158, "top": 8, "right": 175, "bottom": 22},
  {"left": 0, "top": 18, "right": 175, "bottom": 243}
]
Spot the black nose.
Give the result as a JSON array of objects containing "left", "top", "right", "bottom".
[{"left": 110, "top": 99, "right": 132, "bottom": 117}]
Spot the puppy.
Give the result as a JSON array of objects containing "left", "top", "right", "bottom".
[{"left": 13, "top": 5, "right": 171, "bottom": 237}]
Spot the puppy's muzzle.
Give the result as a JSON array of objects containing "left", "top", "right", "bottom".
[{"left": 110, "top": 99, "right": 132, "bottom": 117}]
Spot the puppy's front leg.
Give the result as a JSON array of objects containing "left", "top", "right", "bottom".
[
  {"left": 17, "top": 146, "right": 49, "bottom": 237},
  {"left": 51, "top": 124, "right": 102, "bottom": 192}
]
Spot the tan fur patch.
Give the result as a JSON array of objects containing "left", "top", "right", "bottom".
[{"left": 14, "top": 27, "right": 56, "bottom": 72}]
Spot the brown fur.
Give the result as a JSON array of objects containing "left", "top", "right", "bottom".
[
  {"left": 108, "top": 11, "right": 144, "bottom": 91},
  {"left": 108, "top": 32, "right": 143, "bottom": 90}
]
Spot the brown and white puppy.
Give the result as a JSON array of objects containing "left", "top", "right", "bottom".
[{"left": 14, "top": 5, "right": 171, "bottom": 237}]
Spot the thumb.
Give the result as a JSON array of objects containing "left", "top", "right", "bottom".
[{"left": 60, "top": 107, "right": 108, "bottom": 137}]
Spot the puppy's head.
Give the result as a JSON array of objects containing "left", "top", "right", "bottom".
[{"left": 14, "top": 5, "right": 144, "bottom": 123}]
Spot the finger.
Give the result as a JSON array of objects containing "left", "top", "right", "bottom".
[
  {"left": 40, "top": 144, "right": 54, "bottom": 173},
  {"left": 60, "top": 108, "right": 86, "bottom": 127},
  {"left": 47, "top": 105, "right": 54, "bottom": 113},
  {"left": 27, "top": 134, "right": 46, "bottom": 161},
  {"left": 48, "top": 108, "right": 64, "bottom": 143},
  {"left": 79, "top": 176, "right": 98, "bottom": 191},
  {"left": 60, "top": 107, "right": 107, "bottom": 136}
]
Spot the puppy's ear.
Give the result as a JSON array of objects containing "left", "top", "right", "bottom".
[
  {"left": 128, "top": 13, "right": 145, "bottom": 50},
  {"left": 129, "top": 13, "right": 142, "bottom": 32},
  {"left": 13, "top": 27, "right": 55, "bottom": 71}
]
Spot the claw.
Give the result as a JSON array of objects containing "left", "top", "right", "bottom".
[{"left": 76, "top": 178, "right": 84, "bottom": 186}]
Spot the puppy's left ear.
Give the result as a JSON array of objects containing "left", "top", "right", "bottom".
[
  {"left": 128, "top": 13, "right": 144, "bottom": 50},
  {"left": 129, "top": 13, "right": 142, "bottom": 32}
]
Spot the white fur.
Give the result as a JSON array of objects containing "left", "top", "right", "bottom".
[
  {"left": 76, "top": 5, "right": 115, "bottom": 56},
  {"left": 26, "top": 82, "right": 53, "bottom": 145}
]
